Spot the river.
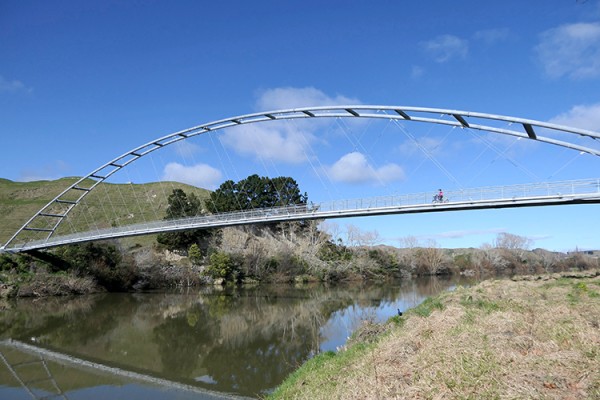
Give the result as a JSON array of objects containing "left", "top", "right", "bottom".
[{"left": 0, "top": 275, "right": 472, "bottom": 399}]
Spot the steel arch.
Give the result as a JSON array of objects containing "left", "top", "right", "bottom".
[{"left": 4, "top": 105, "right": 600, "bottom": 250}]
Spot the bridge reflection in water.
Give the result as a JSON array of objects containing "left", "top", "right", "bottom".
[
  {"left": 0, "top": 339, "right": 240, "bottom": 400},
  {"left": 0, "top": 276, "right": 468, "bottom": 398}
]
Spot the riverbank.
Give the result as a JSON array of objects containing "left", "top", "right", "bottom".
[
  {"left": 3, "top": 233, "right": 598, "bottom": 299},
  {"left": 270, "top": 269, "right": 600, "bottom": 399}
]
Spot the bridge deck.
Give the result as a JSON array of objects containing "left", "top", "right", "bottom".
[{"left": 2, "top": 178, "right": 599, "bottom": 253}]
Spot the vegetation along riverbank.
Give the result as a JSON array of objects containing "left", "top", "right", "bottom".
[
  {"left": 270, "top": 269, "right": 600, "bottom": 399},
  {"left": 1, "top": 176, "right": 599, "bottom": 298}
]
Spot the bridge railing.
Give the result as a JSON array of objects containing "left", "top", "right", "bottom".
[
  {"left": 5, "top": 203, "right": 316, "bottom": 250},
  {"left": 318, "top": 178, "right": 600, "bottom": 212},
  {"left": 4, "top": 178, "right": 600, "bottom": 252}
]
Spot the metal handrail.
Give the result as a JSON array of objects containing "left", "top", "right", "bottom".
[{"left": 3, "top": 178, "right": 599, "bottom": 253}]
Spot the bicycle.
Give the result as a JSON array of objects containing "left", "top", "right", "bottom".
[{"left": 432, "top": 195, "right": 449, "bottom": 203}]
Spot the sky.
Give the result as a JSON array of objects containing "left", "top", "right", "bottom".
[{"left": 2, "top": 0, "right": 600, "bottom": 251}]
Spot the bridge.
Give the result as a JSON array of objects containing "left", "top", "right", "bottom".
[
  {"left": 0, "top": 339, "right": 242, "bottom": 400},
  {"left": 2, "top": 105, "right": 600, "bottom": 253}
]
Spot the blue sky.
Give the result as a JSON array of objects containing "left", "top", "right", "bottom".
[{"left": 2, "top": 0, "right": 600, "bottom": 251}]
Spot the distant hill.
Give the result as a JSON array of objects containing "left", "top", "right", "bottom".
[{"left": 0, "top": 178, "right": 210, "bottom": 246}]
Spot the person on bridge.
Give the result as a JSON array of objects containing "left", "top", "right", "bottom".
[{"left": 437, "top": 189, "right": 443, "bottom": 202}]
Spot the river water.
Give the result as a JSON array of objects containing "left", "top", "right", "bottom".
[{"left": 0, "top": 276, "right": 472, "bottom": 399}]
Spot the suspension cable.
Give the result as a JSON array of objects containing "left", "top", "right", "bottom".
[
  {"left": 392, "top": 118, "right": 464, "bottom": 189},
  {"left": 465, "top": 128, "right": 540, "bottom": 183},
  {"left": 547, "top": 151, "right": 584, "bottom": 180}
]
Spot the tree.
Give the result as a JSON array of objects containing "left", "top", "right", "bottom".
[
  {"left": 345, "top": 224, "right": 380, "bottom": 247},
  {"left": 207, "top": 174, "right": 308, "bottom": 213},
  {"left": 494, "top": 232, "right": 532, "bottom": 258},
  {"left": 188, "top": 244, "right": 202, "bottom": 265},
  {"left": 205, "top": 251, "right": 237, "bottom": 282},
  {"left": 399, "top": 235, "right": 419, "bottom": 249},
  {"left": 157, "top": 189, "right": 212, "bottom": 251},
  {"left": 206, "top": 179, "right": 239, "bottom": 213},
  {"left": 163, "top": 189, "right": 202, "bottom": 219},
  {"left": 206, "top": 174, "right": 310, "bottom": 236},
  {"left": 416, "top": 239, "right": 446, "bottom": 275},
  {"left": 321, "top": 221, "right": 342, "bottom": 245}
]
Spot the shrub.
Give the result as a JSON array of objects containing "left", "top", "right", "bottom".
[
  {"left": 88, "top": 253, "right": 138, "bottom": 291},
  {"left": 188, "top": 243, "right": 203, "bottom": 265},
  {"left": 205, "top": 251, "right": 237, "bottom": 281},
  {"left": 52, "top": 242, "right": 139, "bottom": 291},
  {"left": 317, "top": 241, "right": 351, "bottom": 262},
  {"left": 453, "top": 253, "right": 473, "bottom": 272},
  {"left": 0, "top": 254, "right": 17, "bottom": 272}
]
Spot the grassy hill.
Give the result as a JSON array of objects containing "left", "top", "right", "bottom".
[{"left": 0, "top": 178, "right": 210, "bottom": 247}]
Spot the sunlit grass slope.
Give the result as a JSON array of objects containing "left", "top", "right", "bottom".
[{"left": 0, "top": 178, "right": 210, "bottom": 246}]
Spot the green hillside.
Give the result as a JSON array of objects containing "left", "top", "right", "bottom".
[{"left": 0, "top": 178, "right": 211, "bottom": 246}]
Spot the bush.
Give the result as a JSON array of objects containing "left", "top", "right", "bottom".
[
  {"left": 188, "top": 244, "right": 202, "bottom": 265},
  {"left": 0, "top": 254, "right": 17, "bottom": 272},
  {"left": 52, "top": 242, "right": 139, "bottom": 291},
  {"left": 205, "top": 251, "right": 238, "bottom": 282},
  {"left": 453, "top": 253, "right": 473, "bottom": 272},
  {"left": 317, "top": 241, "right": 351, "bottom": 262},
  {"left": 367, "top": 249, "right": 399, "bottom": 273},
  {"left": 88, "top": 253, "right": 138, "bottom": 291}
]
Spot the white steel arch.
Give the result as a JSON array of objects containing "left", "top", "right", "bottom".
[{"left": 4, "top": 105, "right": 600, "bottom": 250}]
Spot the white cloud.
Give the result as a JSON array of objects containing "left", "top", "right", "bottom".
[
  {"left": 255, "top": 86, "right": 359, "bottom": 110},
  {"left": 324, "top": 152, "right": 404, "bottom": 184},
  {"left": 535, "top": 22, "right": 600, "bottom": 79},
  {"left": 422, "top": 34, "right": 468, "bottom": 63},
  {"left": 222, "top": 87, "right": 361, "bottom": 164},
  {"left": 162, "top": 162, "right": 222, "bottom": 189},
  {"left": 549, "top": 103, "right": 600, "bottom": 131},
  {"left": 474, "top": 28, "right": 510, "bottom": 44},
  {"left": 398, "top": 137, "right": 445, "bottom": 156},
  {"left": 411, "top": 65, "right": 424, "bottom": 79},
  {"left": 0, "top": 75, "right": 32, "bottom": 93},
  {"left": 221, "top": 122, "right": 312, "bottom": 164},
  {"left": 173, "top": 141, "right": 203, "bottom": 158}
]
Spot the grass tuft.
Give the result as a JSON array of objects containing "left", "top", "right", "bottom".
[
  {"left": 410, "top": 296, "right": 444, "bottom": 317},
  {"left": 460, "top": 294, "right": 501, "bottom": 313}
]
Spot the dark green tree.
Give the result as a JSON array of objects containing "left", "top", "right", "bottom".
[
  {"left": 163, "top": 189, "right": 202, "bottom": 219},
  {"left": 207, "top": 174, "right": 308, "bottom": 213},
  {"left": 206, "top": 174, "right": 310, "bottom": 237},
  {"left": 207, "top": 179, "right": 241, "bottom": 213},
  {"left": 157, "top": 189, "right": 212, "bottom": 251}
]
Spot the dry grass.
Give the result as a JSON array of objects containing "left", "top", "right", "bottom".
[{"left": 271, "top": 270, "right": 600, "bottom": 400}]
